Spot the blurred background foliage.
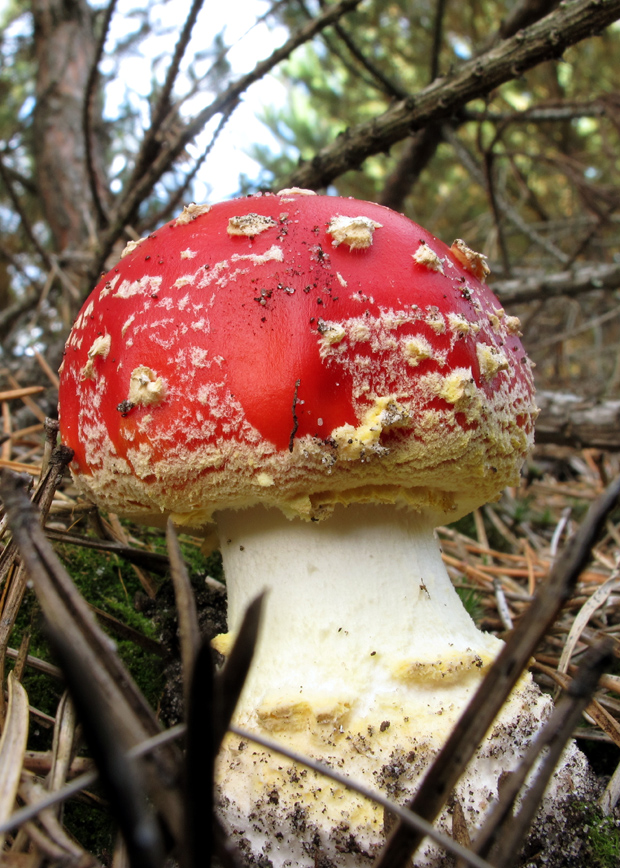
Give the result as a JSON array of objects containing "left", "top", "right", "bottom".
[{"left": 0, "top": 0, "right": 618, "bottom": 403}]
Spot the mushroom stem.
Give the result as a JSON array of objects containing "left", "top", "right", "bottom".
[
  {"left": 213, "top": 504, "right": 589, "bottom": 867},
  {"left": 215, "top": 503, "right": 501, "bottom": 737}
]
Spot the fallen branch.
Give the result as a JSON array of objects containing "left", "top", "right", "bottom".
[
  {"left": 494, "top": 262, "right": 620, "bottom": 305},
  {"left": 535, "top": 390, "right": 620, "bottom": 451}
]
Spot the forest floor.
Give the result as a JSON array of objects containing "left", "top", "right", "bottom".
[{"left": 0, "top": 364, "right": 619, "bottom": 867}]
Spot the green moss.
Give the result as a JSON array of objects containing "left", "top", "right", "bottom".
[
  {"left": 62, "top": 797, "right": 116, "bottom": 864},
  {"left": 54, "top": 540, "right": 157, "bottom": 618},
  {"left": 580, "top": 803, "right": 620, "bottom": 868}
]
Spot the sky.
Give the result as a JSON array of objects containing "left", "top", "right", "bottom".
[{"left": 103, "top": 0, "right": 291, "bottom": 202}]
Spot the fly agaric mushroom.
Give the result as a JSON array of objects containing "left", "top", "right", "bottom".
[{"left": 58, "top": 191, "right": 588, "bottom": 866}]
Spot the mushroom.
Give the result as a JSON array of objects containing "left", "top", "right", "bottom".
[{"left": 58, "top": 191, "right": 588, "bottom": 866}]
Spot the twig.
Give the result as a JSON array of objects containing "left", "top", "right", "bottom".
[
  {"left": 130, "top": 0, "right": 206, "bottom": 189},
  {"left": 493, "top": 261, "right": 620, "bottom": 305},
  {"left": 46, "top": 620, "right": 165, "bottom": 868},
  {"left": 443, "top": 124, "right": 570, "bottom": 265},
  {"left": 5, "top": 646, "right": 63, "bottom": 679},
  {"left": 45, "top": 527, "right": 170, "bottom": 574},
  {"left": 493, "top": 578, "right": 513, "bottom": 630},
  {"left": 0, "top": 386, "right": 45, "bottom": 403},
  {"left": 429, "top": 0, "right": 448, "bottom": 82},
  {"left": 83, "top": 0, "right": 119, "bottom": 228},
  {"left": 535, "top": 305, "right": 620, "bottom": 351},
  {"left": 482, "top": 144, "right": 512, "bottom": 274},
  {"left": 6, "top": 374, "right": 47, "bottom": 423},
  {"left": 0, "top": 153, "right": 53, "bottom": 272},
  {"left": 166, "top": 519, "right": 201, "bottom": 709},
  {"left": 0, "top": 155, "right": 80, "bottom": 302},
  {"left": 464, "top": 100, "right": 607, "bottom": 124},
  {"left": 34, "top": 350, "right": 60, "bottom": 389},
  {"left": 141, "top": 104, "right": 239, "bottom": 231},
  {"left": 550, "top": 506, "right": 572, "bottom": 559},
  {"left": 499, "top": 0, "right": 561, "bottom": 40},
  {"left": 314, "top": 0, "right": 407, "bottom": 97},
  {"left": 0, "top": 469, "right": 184, "bottom": 839},
  {"left": 0, "top": 724, "right": 186, "bottom": 837},
  {"left": 378, "top": 126, "right": 443, "bottom": 211}
]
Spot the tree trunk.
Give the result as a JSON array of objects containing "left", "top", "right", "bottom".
[{"left": 31, "top": 0, "right": 98, "bottom": 256}]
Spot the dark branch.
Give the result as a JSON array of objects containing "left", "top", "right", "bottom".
[
  {"left": 442, "top": 124, "right": 570, "bottom": 264},
  {"left": 296, "top": 0, "right": 393, "bottom": 95},
  {"left": 429, "top": 0, "right": 448, "bottom": 82},
  {"left": 140, "top": 102, "right": 239, "bottom": 232},
  {"left": 499, "top": 0, "right": 560, "bottom": 40},
  {"left": 316, "top": 0, "right": 407, "bottom": 98},
  {"left": 378, "top": 126, "right": 443, "bottom": 210},
  {"left": 0, "top": 152, "right": 53, "bottom": 273},
  {"left": 286, "top": 0, "right": 620, "bottom": 190}
]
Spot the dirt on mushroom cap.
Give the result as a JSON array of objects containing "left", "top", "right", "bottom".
[{"left": 58, "top": 192, "right": 537, "bottom": 528}]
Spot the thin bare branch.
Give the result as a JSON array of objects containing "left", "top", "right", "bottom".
[
  {"left": 499, "top": 0, "right": 560, "bottom": 40},
  {"left": 377, "top": 0, "right": 450, "bottom": 209},
  {"left": 494, "top": 261, "right": 620, "bottom": 304},
  {"left": 0, "top": 469, "right": 185, "bottom": 841},
  {"left": 464, "top": 100, "right": 608, "bottom": 125},
  {"left": 0, "top": 725, "right": 186, "bottom": 837},
  {"left": 442, "top": 124, "right": 570, "bottom": 264},
  {"left": 141, "top": 102, "right": 239, "bottom": 231},
  {"left": 378, "top": 126, "right": 443, "bottom": 210},
  {"left": 0, "top": 152, "right": 53, "bottom": 273},
  {"left": 315, "top": 0, "right": 407, "bottom": 97},
  {"left": 131, "top": 0, "right": 206, "bottom": 189},
  {"left": 83, "top": 0, "right": 119, "bottom": 228},
  {"left": 485, "top": 151, "right": 512, "bottom": 274},
  {"left": 44, "top": 527, "right": 170, "bottom": 574},
  {"left": 429, "top": 0, "right": 449, "bottom": 82},
  {"left": 292, "top": 0, "right": 390, "bottom": 94},
  {"left": 166, "top": 519, "right": 200, "bottom": 709},
  {"left": 0, "top": 292, "right": 40, "bottom": 338}
]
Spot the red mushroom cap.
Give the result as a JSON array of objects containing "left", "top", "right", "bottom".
[{"left": 58, "top": 191, "right": 536, "bottom": 527}]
